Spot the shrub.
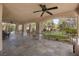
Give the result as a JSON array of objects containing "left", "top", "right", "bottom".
[{"left": 64, "top": 28, "right": 77, "bottom": 37}]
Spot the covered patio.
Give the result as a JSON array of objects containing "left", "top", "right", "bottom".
[{"left": 0, "top": 3, "right": 79, "bottom": 56}]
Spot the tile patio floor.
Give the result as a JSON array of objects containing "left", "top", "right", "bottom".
[{"left": 0, "top": 31, "right": 75, "bottom": 56}]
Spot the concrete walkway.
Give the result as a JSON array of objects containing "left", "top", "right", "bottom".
[{"left": 0, "top": 31, "right": 74, "bottom": 56}]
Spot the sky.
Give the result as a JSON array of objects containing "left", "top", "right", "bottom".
[{"left": 52, "top": 19, "right": 60, "bottom": 25}]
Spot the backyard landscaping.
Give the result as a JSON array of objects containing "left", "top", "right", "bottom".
[
  {"left": 42, "top": 18, "right": 77, "bottom": 43},
  {"left": 43, "top": 31, "right": 70, "bottom": 43}
]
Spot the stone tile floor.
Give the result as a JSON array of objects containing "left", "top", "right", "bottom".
[{"left": 0, "top": 32, "right": 75, "bottom": 56}]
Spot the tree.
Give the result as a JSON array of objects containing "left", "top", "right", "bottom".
[{"left": 59, "top": 21, "right": 67, "bottom": 31}]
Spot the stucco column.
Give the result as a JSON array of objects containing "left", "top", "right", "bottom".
[
  {"left": 15, "top": 23, "right": 19, "bottom": 34},
  {"left": 29, "top": 24, "right": 31, "bottom": 33},
  {"left": 73, "top": 11, "right": 79, "bottom": 55},
  {"left": 36, "top": 22, "right": 43, "bottom": 40},
  {"left": 23, "top": 24, "right": 27, "bottom": 36},
  {"left": 24, "top": 24, "right": 26, "bottom": 33},
  {"left": 27, "top": 24, "right": 31, "bottom": 36},
  {"left": 75, "top": 15, "right": 79, "bottom": 55},
  {"left": 0, "top": 4, "right": 3, "bottom": 51},
  {"left": 22, "top": 24, "right": 24, "bottom": 36}
]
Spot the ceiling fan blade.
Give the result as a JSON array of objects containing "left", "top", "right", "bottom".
[
  {"left": 41, "top": 12, "right": 44, "bottom": 17},
  {"left": 46, "top": 11, "right": 53, "bottom": 15},
  {"left": 47, "top": 6, "right": 58, "bottom": 10},
  {"left": 33, "top": 10, "right": 42, "bottom": 13}
]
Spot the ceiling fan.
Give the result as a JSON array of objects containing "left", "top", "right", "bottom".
[{"left": 33, "top": 4, "right": 58, "bottom": 17}]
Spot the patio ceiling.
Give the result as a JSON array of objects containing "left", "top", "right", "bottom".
[{"left": 3, "top": 3, "right": 78, "bottom": 23}]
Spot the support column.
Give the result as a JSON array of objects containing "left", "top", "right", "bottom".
[
  {"left": 78, "top": 16, "right": 79, "bottom": 38},
  {"left": 36, "top": 22, "right": 39, "bottom": 40},
  {"left": 73, "top": 11, "right": 79, "bottom": 55},
  {"left": 36, "top": 22, "right": 43, "bottom": 40},
  {"left": 23, "top": 24, "right": 27, "bottom": 36},
  {"left": 15, "top": 23, "right": 19, "bottom": 34},
  {"left": 0, "top": 4, "right": 3, "bottom": 51},
  {"left": 28, "top": 24, "right": 31, "bottom": 36},
  {"left": 75, "top": 15, "right": 79, "bottom": 55},
  {"left": 22, "top": 24, "right": 24, "bottom": 36},
  {"left": 29, "top": 24, "right": 31, "bottom": 33}
]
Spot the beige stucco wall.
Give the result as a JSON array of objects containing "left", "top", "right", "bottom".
[{"left": 0, "top": 4, "right": 3, "bottom": 51}]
